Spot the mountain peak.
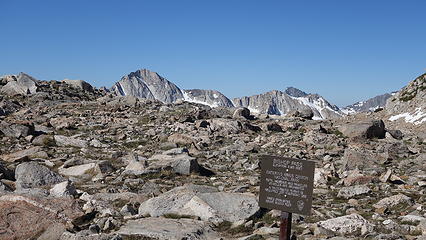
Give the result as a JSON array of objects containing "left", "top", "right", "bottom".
[{"left": 285, "top": 87, "right": 308, "bottom": 98}]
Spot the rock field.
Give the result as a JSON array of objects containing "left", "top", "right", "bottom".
[{"left": 0, "top": 73, "right": 426, "bottom": 240}]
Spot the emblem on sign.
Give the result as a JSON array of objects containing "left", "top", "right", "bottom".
[{"left": 297, "top": 200, "right": 305, "bottom": 211}]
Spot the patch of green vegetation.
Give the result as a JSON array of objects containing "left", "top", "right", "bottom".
[
  {"left": 258, "top": 213, "right": 279, "bottom": 225},
  {"left": 215, "top": 221, "right": 232, "bottom": 232},
  {"left": 399, "top": 93, "right": 416, "bottom": 102},
  {"left": 331, "top": 129, "right": 345, "bottom": 138},
  {"left": 138, "top": 116, "right": 151, "bottom": 125},
  {"left": 163, "top": 213, "right": 194, "bottom": 219},
  {"left": 399, "top": 75, "right": 426, "bottom": 102},
  {"left": 113, "top": 199, "right": 129, "bottom": 209},
  {"left": 227, "top": 224, "right": 252, "bottom": 235}
]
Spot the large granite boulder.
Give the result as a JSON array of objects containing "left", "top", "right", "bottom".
[
  {"left": 148, "top": 152, "right": 200, "bottom": 175},
  {"left": 0, "top": 120, "right": 35, "bottom": 138},
  {"left": 1, "top": 146, "right": 47, "bottom": 163},
  {"left": 138, "top": 184, "right": 217, "bottom": 217},
  {"left": 339, "top": 120, "right": 386, "bottom": 139},
  {"left": 0, "top": 72, "right": 37, "bottom": 95},
  {"left": 15, "top": 162, "right": 65, "bottom": 189},
  {"left": 0, "top": 194, "right": 83, "bottom": 240},
  {"left": 138, "top": 184, "right": 260, "bottom": 224},
  {"left": 62, "top": 79, "right": 94, "bottom": 92}
]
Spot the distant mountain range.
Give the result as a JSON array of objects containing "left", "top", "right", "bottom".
[
  {"left": 111, "top": 69, "right": 347, "bottom": 119},
  {"left": 3, "top": 69, "right": 421, "bottom": 121},
  {"left": 112, "top": 69, "right": 404, "bottom": 119}
]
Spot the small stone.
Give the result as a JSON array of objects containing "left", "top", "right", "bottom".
[
  {"left": 120, "top": 204, "right": 138, "bottom": 216},
  {"left": 50, "top": 181, "right": 77, "bottom": 197},
  {"left": 318, "top": 213, "right": 374, "bottom": 236},
  {"left": 337, "top": 185, "right": 371, "bottom": 199}
]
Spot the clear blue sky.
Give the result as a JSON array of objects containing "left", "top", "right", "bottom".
[{"left": 1, "top": 0, "right": 425, "bottom": 106}]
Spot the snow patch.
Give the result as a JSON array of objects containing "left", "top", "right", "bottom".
[
  {"left": 213, "top": 93, "right": 218, "bottom": 98},
  {"left": 182, "top": 91, "right": 219, "bottom": 108},
  {"left": 389, "top": 108, "right": 426, "bottom": 125},
  {"left": 247, "top": 107, "right": 260, "bottom": 114},
  {"left": 341, "top": 108, "right": 356, "bottom": 115}
]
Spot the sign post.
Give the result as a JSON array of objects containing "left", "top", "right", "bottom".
[
  {"left": 259, "top": 155, "right": 315, "bottom": 240},
  {"left": 280, "top": 211, "right": 292, "bottom": 240}
]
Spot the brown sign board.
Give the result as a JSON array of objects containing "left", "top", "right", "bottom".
[{"left": 259, "top": 155, "right": 315, "bottom": 215}]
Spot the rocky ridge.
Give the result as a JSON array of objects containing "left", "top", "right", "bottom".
[
  {"left": 386, "top": 73, "right": 426, "bottom": 127},
  {"left": 342, "top": 92, "right": 395, "bottom": 114},
  {"left": 232, "top": 88, "right": 343, "bottom": 120}
]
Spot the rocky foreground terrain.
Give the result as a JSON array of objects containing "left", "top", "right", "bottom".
[{"left": 0, "top": 72, "right": 425, "bottom": 240}]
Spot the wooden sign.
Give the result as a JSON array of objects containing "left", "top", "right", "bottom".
[{"left": 259, "top": 155, "right": 315, "bottom": 215}]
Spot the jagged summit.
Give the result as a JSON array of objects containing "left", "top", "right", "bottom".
[
  {"left": 111, "top": 69, "right": 184, "bottom": 103},
  {"left": 284, "top": 87, "right": 308, "bottom": 98}
]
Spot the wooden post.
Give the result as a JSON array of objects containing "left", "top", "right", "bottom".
[{"left": 280, "top": 211, "right": 292, "bottom": 240}]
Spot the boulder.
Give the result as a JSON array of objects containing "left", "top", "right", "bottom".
[
  {"left": 1, "top": 146, "right": 47, "bottom": 162},
  {"left": 0, "top": 194, "right": 83, "bottom": 240},
  {"left": 0, "top": 73, "right": 37, "bottom": 95},
  {"left": 0, "top": 162, "right": 14, "bottom": 180},
  {"left": 15, "top": 162, "right": 65, "bottom": 189},
  {"left": 0, "top": 181, "right": 12, "bottom": 193},
  {"left": 62, "top": 79, "right": 94, "bottom": 92},
  {"left": 59, "top": 161, "right": 113, "bottom": 178},
  {"left": 314, "top": 168, "right": 331, "bottom": 187},
  {"left": 342, "top": 171, "right": 375, "bottom": 186},
  {"left": 50, "top": 181, "right": 77, "bottom": 197},
  {"left": 337, "top": 185, "right": 371, "bottom": 199},
  {"left": 123, "top": 153, "right": 148, "bottom": 174},
  {"left": 264, "top": 122, "right": 283, "bottom": 132},
  {"left": 339, "top": 120, "right": 386, "bottom": 139},
  {"left": 54, "top": 135, "right": 88, "bottom": 148},
  {"left": 290, "top": 109, "right": 314, "bottom": 120},
  {"left": 318, "top": 213, "right": 374, "bottom": 236},
  {"left": 341, "top": 147, "right": 387, "bottom": 171},
  {"left": 209, "top": 118, "right": 242, "bottom": 134},
  {"left": 182, "top": 192, "right": 260, "bottom": 223},
  {"left": 138, "top": 184, "right": 259, "bottom": 223},
  {"left": 148, "top": 153, "right": 200, "bottom": 175},
  {"left": 0, "top": 99, "right": 21, "bottom": 116},
  {"left": 233, "top": 107, "right": 251, "bottom": 119},
  {"left": 138, "top": 184, "right": 218, "bottom": 217},
  {"left": 32, "top": 134, "right": 56, "bottom": 146},
  {"left": 0, "top": 121, "right": 35, "bottom": 138},
  {"left": 36, "top": 223, "right": 66, "bottom": 240},
  {"left": 373, "top": 194, "right": 412, "bottom": 209},
  {"left": 387, "top": 129, "right": 404, "bottom": 140},
  {"left": 167, "top": 133, "right": 194, "bottom": 145},
  {"left": 117, "top": 217, "right": 219, "bottom": 240}
]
